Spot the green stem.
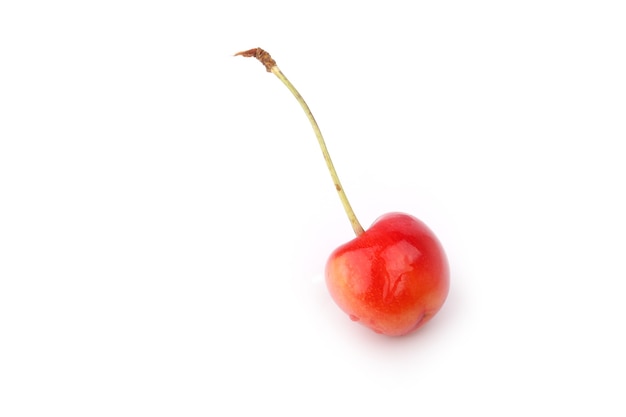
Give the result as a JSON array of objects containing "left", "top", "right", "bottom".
[
  {"left": 269, "top": 66, "right": 364, "bottom": 236},
  {"left": 235, "top": 47, "right": 364, "bottom": 236}
]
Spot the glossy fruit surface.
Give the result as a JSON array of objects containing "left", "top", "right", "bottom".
[{"left": 325, "top": 213, "right": 449, "bottom": 336}]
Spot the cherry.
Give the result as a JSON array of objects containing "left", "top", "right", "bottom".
[
  {"left": 236, "top": 48, "right": 449, "bottom": 336},
  {"left": 326, "top": 213, "right": 449, "bottom": 336}
]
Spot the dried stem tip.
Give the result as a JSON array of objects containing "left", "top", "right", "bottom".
[{"left": 234, "top": 48, "right": 277, "bottom": 72}]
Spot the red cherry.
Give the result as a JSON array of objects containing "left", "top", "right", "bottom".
[
  {"left": 326, "top": 213, "right": 449, "bottom": 336},
  {"left": 236, "top": 48, "right": 450, "bottom": 337}
]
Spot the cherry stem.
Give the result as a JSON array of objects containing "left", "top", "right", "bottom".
[{"left": 235, "top": 48, "right": 365, "bottom": 236}]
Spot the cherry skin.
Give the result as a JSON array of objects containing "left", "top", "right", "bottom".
[{"left": 325, "top": 213, "right": 449, "bottom": 336}]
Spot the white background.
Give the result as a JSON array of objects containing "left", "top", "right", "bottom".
[{"left": 1, "top": 1, "right": 625, "bottom": 415}]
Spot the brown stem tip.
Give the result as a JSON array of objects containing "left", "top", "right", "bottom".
[{"left": 234, "top": 47, "right": 277, "bottom": 72}]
